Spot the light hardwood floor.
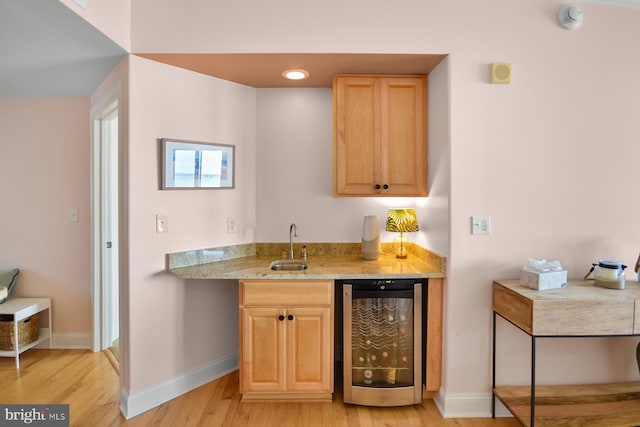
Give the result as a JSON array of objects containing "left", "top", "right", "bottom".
[{"left": 0, "top": 349, "right": 520, "bottom": 427}]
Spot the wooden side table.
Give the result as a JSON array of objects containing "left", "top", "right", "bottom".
[
  {"left": 493, "top": 280, "right": 640, "bottom": 427},
  {"left": 0, "top": 298, "right": 52, "bottom": 369}
]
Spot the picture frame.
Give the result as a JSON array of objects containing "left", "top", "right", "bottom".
[{"left": 161, "top": 138, "right": 235, "bottom": 189}]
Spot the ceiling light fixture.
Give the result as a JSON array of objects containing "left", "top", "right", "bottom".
[{"left": 282, "top": 69, "right": 309, "bottom": 80}]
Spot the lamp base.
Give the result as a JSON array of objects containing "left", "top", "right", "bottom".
[{"left": 393, "top": 235, "right": 410, "bottom": 259}]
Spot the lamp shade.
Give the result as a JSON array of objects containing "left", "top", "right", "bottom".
[{"left": 385, "top": 209, "right": 419, "bottom": 233}]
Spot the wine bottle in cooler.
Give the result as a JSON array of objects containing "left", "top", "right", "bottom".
[
  {"left": 386, "top": 343, "right": 398, "bottom": 384},
  {"left": 363, "top": 352, "right": 373, "bottom": 385}
]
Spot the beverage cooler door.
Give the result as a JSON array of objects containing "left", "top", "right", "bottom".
[{"left": 343, "top": 281, "right": 423, "bottom": 406}]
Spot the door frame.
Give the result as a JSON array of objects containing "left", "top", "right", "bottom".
[{"left": 90, "top": 97, "right": 120, "bottom": 353}]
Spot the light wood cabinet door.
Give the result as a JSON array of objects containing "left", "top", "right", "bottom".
[
  {"left": 241, "top": 307, "right": 286, "bottom": 393},
  {"left": 286, "top": 307, "right": 332, "bottom": 393},
  {"left": 333, "top": 76, "right": 380, "bottom": 196},
  {"left": 239, "top": 280, "right": 334, "bottom": 400},
  {"left": 333, "top": 75, "right": 427, "bottom": 197},
  {"left": 380, "top": 77, "right": 427, "bottom": 196}
]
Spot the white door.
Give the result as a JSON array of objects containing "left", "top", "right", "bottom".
[{"left": 92, "top": 100, "right": 119, "bottom": 355}]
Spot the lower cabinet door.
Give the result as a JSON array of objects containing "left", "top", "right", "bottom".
[
  {"left": 241, "top": 307, "right": 286, "bottom": 393},
  {"left": 286, "top": 307, "right": 333, "bottom": 393}
]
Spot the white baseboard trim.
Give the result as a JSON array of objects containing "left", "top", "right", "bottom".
[
  {"left": 433, "top": 390, "right": 513, "bottom": 418},
  {"left": 120, "top": 352, "right": 239, "bottom": 420},
  {"left": 45, "top": 333, "right": 92, "bottom": 350}
]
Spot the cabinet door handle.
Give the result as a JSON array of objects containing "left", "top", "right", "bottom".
[
  {"left": 278, "top": 315, "right": 285, "bottom": 321},
  {"left": 383, "top": 184, "right": 389, "bottom": 190},
  {"left": 287, "top": 314, "right": 294, "bottom": 321},
  {"left": 375, "top": 184, "right": 381, "bottom": 190}
]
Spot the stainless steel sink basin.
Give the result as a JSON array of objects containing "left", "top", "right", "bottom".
[{"left": 269, "top": 260, "right": 308, "bottom": 271}]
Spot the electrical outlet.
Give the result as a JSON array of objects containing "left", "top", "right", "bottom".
[
  {"left": 156, "top": 214, "right": 168, "bottom": 233},
  {"left": 68, "top": 208, "right": 79, "bottom": 223},
  {"left": 227, "top": 217, "right": 238, "bottom": 233},
  {"left": 471, "top": 216, "right": 491, "bottom": 235}
]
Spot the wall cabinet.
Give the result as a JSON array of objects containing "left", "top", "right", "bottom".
[
  {"left": 239, "top": 280, "right": 334, "bottom": 400},
  {"left": 332, "top": 75, "right": 427, "bottom": 196}
]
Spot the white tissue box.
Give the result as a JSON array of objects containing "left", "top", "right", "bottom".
[{"left": 520, "top": 269, "right": 567, "bottom": 291}]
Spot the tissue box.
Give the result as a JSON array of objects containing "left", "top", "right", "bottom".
[{"left": 520, "top": 269, "right": 567, "bottom": 291}]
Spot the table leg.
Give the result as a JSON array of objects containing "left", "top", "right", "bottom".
[
  {"left": 48, "top": 307, "right": 52, "bottom": 349},
  {"left": 530, "top": 336, "right": 536, "bottom": 427},
  {"left": 492, "top": 310, "right": 496, "bottom": 418},
  {"left": 13, "top": 319, "right": 19, "bottom": 369}
]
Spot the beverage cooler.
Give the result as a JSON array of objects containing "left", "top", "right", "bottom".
[{"left": 341, "top": 279, "right": 425, "bottom": 406}]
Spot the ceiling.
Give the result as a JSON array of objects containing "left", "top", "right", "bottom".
[
  {"left": 135, "top": 53, "right": 447, "bottom": 88},
  {"left": 3, "top": 0, "right": 640, "bottom": 97},
  {"left": 0, "top": 2, "right": 444, "bottom": 97},
  {"left": 0, "top": 0, "right": 126, "bottom": 97}
]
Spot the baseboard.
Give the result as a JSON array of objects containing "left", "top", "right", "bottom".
[
  {"left": 433, "top": 390, "right": 512, "bottom": 418},
  {"left": 120, "top": 352, "right": 239, "bottom": 420},
  {"left": 39, "top": 333, "right": 92, "bottom": 350}
]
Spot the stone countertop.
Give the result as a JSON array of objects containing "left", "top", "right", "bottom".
[{"left": 167, "top": 242, "right": 446, "bottom": 280}]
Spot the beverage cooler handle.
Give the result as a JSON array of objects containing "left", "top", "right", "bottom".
[{"left": 352, "top": 289, "right": 414, "bottom": 299}]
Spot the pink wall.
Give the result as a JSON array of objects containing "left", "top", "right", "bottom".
[
  {"left": 0, "top": 98, "right": 92, "bottom": 337},
  {"left": 129, "top": 0, "right": 640, "bottom": 414},
  {"left": 8, "top": 0, "right": 639, "bottom": 418},
  {"left": 126, "top": 56, "right": 256, "bottom": 392},
  {"left": 253, "top": 86, "right": 449, "bottom": 255},
  {"left": 91, "top": 55, "right": 131, "bottom": 390}
]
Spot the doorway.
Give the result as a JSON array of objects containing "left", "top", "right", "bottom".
[{"left": 91, "top": 100, "right": 120, "bottom": 367}]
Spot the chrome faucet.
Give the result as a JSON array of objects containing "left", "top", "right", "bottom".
[{"left": 289, "top": 223, "right": 297, "bottom": 260}]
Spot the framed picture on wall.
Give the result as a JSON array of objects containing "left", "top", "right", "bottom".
[{"left": 161, "top": 138, "right": 235, "bottom": 189}]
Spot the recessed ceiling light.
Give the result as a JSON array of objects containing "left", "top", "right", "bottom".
[{"left": 282, "top": 69, "right": 309, "bottom": 80}]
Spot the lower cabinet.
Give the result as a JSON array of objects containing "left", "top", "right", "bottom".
[{"left": 239, "top": 279, "right": 334, "bottom": 400}]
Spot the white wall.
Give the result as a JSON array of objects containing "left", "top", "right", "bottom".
[
  {"left": 8, "top": 0, "right": 638, "bottom": 418},
  {"left": 0, "top": 98, "right": 92, "bottom": 339},
  {"left": 129, "top": 0, "right": 640, "bottom": 416},
  {"left": 446, "top": 2, "right": 640, "bottom": 395},
  {"left": 254, "top": 88, "right": 441, "bottom": 246},
  {"left": 61, "top": 0, "right": 131, "bottom": 51},
  {"left": 91, "top": 55, "right": 130, "bottom": 390},
  {"left": 424, "top": 57, "right": 450, "bottom": 257},
  {"left": 126, "top": 56, "right": 256, "bottom": 394}
]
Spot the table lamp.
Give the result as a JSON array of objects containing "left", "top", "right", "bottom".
[{"left": 385, "top": 208, "right": 419, "bottom": 259}]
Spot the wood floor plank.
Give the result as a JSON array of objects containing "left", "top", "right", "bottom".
[
  {"left": 496, "top": 383, "right": 640, "bottom": 427},
  {"left": 0, "top": 349, "right": 520, "bottom": 426}
]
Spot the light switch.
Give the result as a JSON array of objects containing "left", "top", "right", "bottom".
[
  {"left": 68, "top": 208, "right": 79, "bottom": 223},
  {"left": 471, "top": 216, "right": 491, "bottom": 235},
  {"left": 156, "top": 214, "right": 168, "bottom": 233}
]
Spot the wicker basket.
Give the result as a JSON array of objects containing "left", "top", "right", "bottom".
[{"left": 0, "top": 313, "right": 40, "bottom": 350}]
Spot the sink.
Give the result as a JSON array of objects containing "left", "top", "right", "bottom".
[{"left": 269, "top": 260, "right": 308, "bottom": 271}]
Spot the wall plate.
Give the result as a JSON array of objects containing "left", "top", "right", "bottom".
[
  {"left": 156, "top": 214, "right": 168, "bottom": 233},
  {"left": 471, "top": 216, "right": 491, "bottom": 235}
]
